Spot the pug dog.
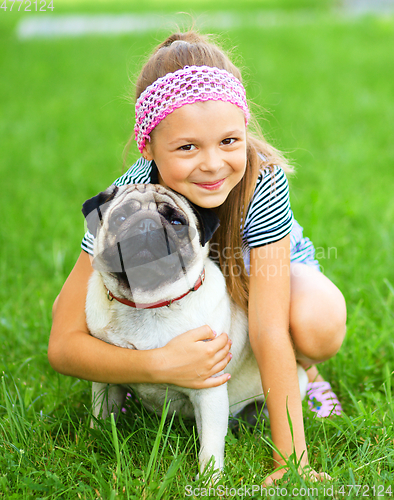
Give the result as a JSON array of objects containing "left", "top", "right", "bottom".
[{"left": 82, "top": 183, "right": 308, "bottom": 475}]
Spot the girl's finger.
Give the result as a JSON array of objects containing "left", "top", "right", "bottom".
[
  {"left": 209, "top": 353, "right": 232, "bottom": 377},
  {"left": 318, "top": 472, "right": 332, "bottom": 481},
  {"left": 187, "top": 326, "right": 230, "bottom": 346},
  {"left": 306, "top": 470, "right": 332, "bottom": 482},
  {"left": 210, "top": 348, "right": 232, "bottom": 371},
  {"left": 197, "top": 372, "right": 231, "bottom": 389},
  {"left": 207, "top": 332, "right": 230, "bottom": 351},
  {"left": 187, "top": 325, "right": 217, "bottom": 341}
]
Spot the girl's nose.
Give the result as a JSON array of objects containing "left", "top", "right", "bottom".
[{"left": 199, "top": 149, "right": 223, "bottom": 172}]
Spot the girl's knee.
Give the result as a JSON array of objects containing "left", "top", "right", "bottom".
[
  {"left": 293, "top": 308, "right": 345, "bottom": 362},
  {"left": 290, "top": 270, "right": 347, "bottom": 362},
  {"left": 52, "top": 295, "right": 60, "bottom": 320},
  {"left": 324, "top": 286, "right": 347, "bottom": 349}
]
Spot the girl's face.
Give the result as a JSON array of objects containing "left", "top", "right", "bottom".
[{"left": 143, "top": 100, "right": 247, "bottom": 208}]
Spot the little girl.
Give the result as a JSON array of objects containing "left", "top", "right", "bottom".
[{"left": 49, "top": 31, "right": 346, "bottom": 484}]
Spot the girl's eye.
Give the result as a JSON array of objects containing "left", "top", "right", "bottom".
[
  {"left": 179, "top": 144, "right": 196, "bottom": 151},
  {"left": 221, "top": 138, "right": 236, "bottom": 146}
]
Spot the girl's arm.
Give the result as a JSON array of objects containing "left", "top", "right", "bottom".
[
  {"left": 48, "top": 251, "right": 232, "bottom": 389},
  {"left": 249, "top": 235, "right": 326, "bottom": 483}
]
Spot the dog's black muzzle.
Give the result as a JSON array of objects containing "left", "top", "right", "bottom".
[{"left": 93, "top": 214, "right": 197, "bottom": 290}]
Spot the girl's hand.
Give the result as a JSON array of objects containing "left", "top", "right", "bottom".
[
  {"left": 263, "top": 466, "right": 332, "bottom": 487},
  {"left": 152, "top": 326, "right": 232, "bottom": 389}
]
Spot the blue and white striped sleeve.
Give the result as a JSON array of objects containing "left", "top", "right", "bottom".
[
  {"left": 81, "top": 230, "right": 95, "bottom": 255},
  {"left": 243, "top": 166, "right": 293, "bottom": 248}
]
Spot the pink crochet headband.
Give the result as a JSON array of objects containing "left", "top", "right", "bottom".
[{"left": 134, "top": 65, "right": 250, "bottom": 154}]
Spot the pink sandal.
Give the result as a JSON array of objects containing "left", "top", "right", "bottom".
[{"left": 307, "top": 381, "right": 342, "bottom": 417}]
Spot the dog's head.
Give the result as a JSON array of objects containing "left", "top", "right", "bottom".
[{"left": 82, "top": 184, "right": 220, "bottom": 307}]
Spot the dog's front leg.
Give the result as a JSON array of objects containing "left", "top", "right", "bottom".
[
  {"left": 91, "top": 382, "right": 126, "bottom": 427},
  {"left": 189, "top": 385, "right": 229, "bottom": 475}
]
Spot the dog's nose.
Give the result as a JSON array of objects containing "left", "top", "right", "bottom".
[{"left": 136, "top": 218, "right": 161, "bottom": 233}]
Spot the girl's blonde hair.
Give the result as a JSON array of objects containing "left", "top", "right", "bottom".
[{"left": 130, "top": 30, "right": 293, "bottom": 312}]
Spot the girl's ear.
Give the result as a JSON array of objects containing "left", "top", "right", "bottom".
[{"left": 142, "top": 144, "right": 154, "bottom": 161}]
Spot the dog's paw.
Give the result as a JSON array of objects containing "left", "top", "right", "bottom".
[{"left": 195, "top": 467, "right": 224, "bottom": 484}]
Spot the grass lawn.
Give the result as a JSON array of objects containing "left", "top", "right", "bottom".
[{"left": 1, "top": 0, "right": 394, "bottom": 498}]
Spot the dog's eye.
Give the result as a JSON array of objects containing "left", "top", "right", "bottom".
[
  {"left": 170, "top": 218, "right": 188, "bottom": 236},
  {"left": 171, "top": 218, "right": 185, "bottom": 229},
  {"left": 111, "top": 214, "right": 127, "bottom": 228}
]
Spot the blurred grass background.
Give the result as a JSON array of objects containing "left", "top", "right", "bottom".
[{"left": 1, "top": 0, "right": 394, "bottom": 498}]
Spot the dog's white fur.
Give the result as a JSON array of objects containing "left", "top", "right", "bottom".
[{"left": 85, "top": 184, "right": 308, "bottom": 474}]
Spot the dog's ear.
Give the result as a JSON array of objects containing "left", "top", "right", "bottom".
[
  {"left": 82, "top": 185, "right": 119, "bottom": 236},
  {"left": 189, "top": 203, "right": 220, "bottom": 247}
]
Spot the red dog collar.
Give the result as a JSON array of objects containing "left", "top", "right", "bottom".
[{"left": 106, "top": 268, "right": 205, "bottom": 309}]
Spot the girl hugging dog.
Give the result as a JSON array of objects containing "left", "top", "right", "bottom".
[{"left": 49, "top": 30, "right": 347, "bottom": 485}]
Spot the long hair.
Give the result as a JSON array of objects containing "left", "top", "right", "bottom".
[{"left": 128, "top": 30, "right": 293, "bottom": 312}]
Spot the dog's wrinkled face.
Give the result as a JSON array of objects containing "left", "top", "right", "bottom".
[{"left": 82, "top": 184, "right": 219, "bottom": 307}]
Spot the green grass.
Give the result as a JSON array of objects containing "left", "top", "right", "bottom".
[{"left": 1, "top": 1, "right": 394, "bottom": 498}]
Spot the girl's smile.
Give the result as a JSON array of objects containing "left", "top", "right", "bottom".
[
  {"left": 142, "top": 100, "right": 247, "bottom": 208},
  {"left": 194, "top": 178, "right": 226, "bottom": 191}
]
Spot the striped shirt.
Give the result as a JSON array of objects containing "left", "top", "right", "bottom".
[{"left": 81, "top": 157, "right": 320, "bottom": 272}]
